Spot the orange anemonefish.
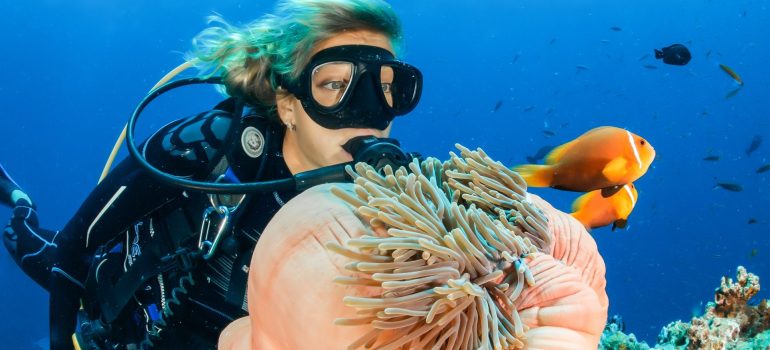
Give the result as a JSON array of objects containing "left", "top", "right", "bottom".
[
  {"left": 571, "top": 183, "right": 638, "bottom": 231},
  {"left": 513, "top": 126, "right": 655, "bottom": 197}
]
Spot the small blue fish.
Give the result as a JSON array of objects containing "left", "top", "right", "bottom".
[
  {"left": 746, "top": 135, "right": 762, "bottom": 156},
  {"left": 525, "top": 145, "right": 555, "bottom": 164},
  {"left": 714, "top": 182, "right": 743, "bottom": 192},
  {"left": 493, "top": 100, "right": 503, "bottom": 112}
]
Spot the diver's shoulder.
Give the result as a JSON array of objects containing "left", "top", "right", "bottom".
[{"left": 143, "top": 107, "right": 240, "bottom": 178}]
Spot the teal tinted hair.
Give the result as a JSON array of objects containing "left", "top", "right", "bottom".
[{"left": 187, "top": 0, "right": 403, "bottom": 108}]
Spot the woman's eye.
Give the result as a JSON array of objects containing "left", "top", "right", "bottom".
[{"left": 322, "top": 80, "right": 346, "bottom": 90}]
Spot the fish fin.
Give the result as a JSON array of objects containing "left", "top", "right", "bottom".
[
  {"left": 511, "top": 164, "right": 553, "bottom": 187},
  {"left": 601, "top": 185, "right": 623, "bottom": 198},
  {"left": 654, "top": 49, "right": 663, "bottom": 59},
  {"left": 612, "top": 218, "right": 628, "bottom": 231},
  {"left": 602, "top": 157, "right": 628, "bottom": 182},
  {"left": 543, "top": 139, "right": 577, "bottom": 164},
  {"left": 571, "top": 191, "right": 594, "bottom": 213}
]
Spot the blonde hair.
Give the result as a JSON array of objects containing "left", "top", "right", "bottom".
[{"left": 187, "top": 0, "right": 403, "bottom": 113}]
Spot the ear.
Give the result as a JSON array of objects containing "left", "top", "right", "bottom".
[{"left": 275, "top": 90, "right": 296, "bottom": 124}]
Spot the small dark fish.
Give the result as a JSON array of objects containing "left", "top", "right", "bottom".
[
  {"left": 545, "top": 107, "right": 555, "bottom": 115},
  {"left": 493, "top": 100, "right": 503, "bottom": 112},
  {"left": 742, "top": 10, "right": 747, "bottom": 17},
  {"left": 750, "top": 248, "right": 759, "bottom": 258},
  {"left": 523, "top": 105, "right": 536, "bottom": 112},
  {"left": 748, "top": 218, "right": 758, "bottom": 224},
  {"left": 724, "top": 87, "right": 742, "bottom": 99},
  {"left": 643, "top": 64, "right": 658, "bottom": 69},
  {"left": 525, "top": 145, "right": 555, "bottom": 164},
  {"left": 609, "top": 26, "right": 623, "bottom": 31},
  {"left": 549, "top": 38, "right": 557, "bottom": 45},
  {"left": 706, "top": 49, "right": 712, "bottom": 58},
  {"left": 746, "top": 135, "right": 762, "bottom": 156},
  {"left": 702, "top": 155, "right": 720, "bottom": 161},
  {"left": 575, "top": 64, "right": 590, "bottom": 71},
  {"left": 714, "top": 182, "right": 743, "bottom": 192},
  {"left": 756, "top": 164, "right": 770, "bottom": 173},
  {"left": 654, "top": 43, "right": 692, "bottom": 66},
  {"left": 600, "top": 39, "right": 611, "bottom": 44},
  {"left": 699, "top": 111, "right": 710, "bottom": 116},
  {"left": 512, "top": 53, "right": 520, "bottom": 64},
  {"left": 542, "top": 130, "right": 555, "bottom": 137},
  {"left": 638, "top": 53, "right": 650, "bottom": 61}
]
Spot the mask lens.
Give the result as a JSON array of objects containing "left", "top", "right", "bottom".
[
  {"left": 311, "top": 61, "right": 354, "bottom": 108},
  {"left": 380, "top": 65, "right": 395, "bottom": 108},
  {"left": 388, "top": 64, "right": 421, "bottom": 114}
]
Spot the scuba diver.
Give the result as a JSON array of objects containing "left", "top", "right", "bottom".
[{"left": 1, "top": 0, "right": 423, "bottom": 349}]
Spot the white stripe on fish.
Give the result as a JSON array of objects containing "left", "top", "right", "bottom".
[{"left": 626, "top": 130, "right": 643, "bottom": 169}]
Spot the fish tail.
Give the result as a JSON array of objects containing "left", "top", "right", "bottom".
[
  {"left": 511, "top": 164, "right": 553, "bottom": 187},
  {"left": 570, "top": 193, "right": 593, "bottom": 229},
  {"left": 612, "top": 219, "right": 628, "bottom": 231}
]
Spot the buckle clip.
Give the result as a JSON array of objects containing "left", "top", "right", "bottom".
[
  {"left": 160, "top": 247, "right": 202, "bottom": 272},
  {"left": 197, "top": 205, "right": 232, "bottom": 260}
]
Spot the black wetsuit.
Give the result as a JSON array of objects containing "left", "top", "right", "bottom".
[{"left": 4, "top": 100, "right": 298, "bottom": 349}]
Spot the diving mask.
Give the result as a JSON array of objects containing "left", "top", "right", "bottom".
[{"left": 280, "top": 45, "right": 423, "bottom": 130}]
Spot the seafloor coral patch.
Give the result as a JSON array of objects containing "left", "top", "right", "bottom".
[{"left": 600, "top": 266, "right": 770, "bottom": 350}]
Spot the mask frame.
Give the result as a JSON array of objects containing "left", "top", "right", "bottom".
[{"left": 280, "top": 45, "right": 423, "bottom": 130}]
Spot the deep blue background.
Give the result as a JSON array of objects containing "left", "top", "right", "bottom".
[{"left": 1, "top": 1, "right": 767, "bottom": 348}]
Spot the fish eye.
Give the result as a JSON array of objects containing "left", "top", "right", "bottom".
[{"left": 640, "top": 139, "right": 646, "bottom": 146}]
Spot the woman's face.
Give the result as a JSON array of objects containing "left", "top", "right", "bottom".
[{"left": 278, "top": 30, "right": 394, "bottom": 174}]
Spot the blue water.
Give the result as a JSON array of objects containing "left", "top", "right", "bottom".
[{"left": 0, "top": 1, "right": 767, "bottom": 349}]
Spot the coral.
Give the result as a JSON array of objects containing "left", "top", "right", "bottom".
[
  {"left": 600, "top": 318, "right": 650, "bottom": 350},
  {"left": 656, "top": 320, "right": 689, "bottom": 347},
  {"left": 598, "top": 266, "right": 770, "bottom": 350},
  {"left": 713, "top": 266, "right": 760, "bottom": 318},
  {"left": 687, "top": 316, "right": 741, "bottom": 349}
]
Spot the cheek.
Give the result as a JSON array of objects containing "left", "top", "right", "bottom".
[{"left": 301, "top": 122, "right": 349, "bottom": 163}]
